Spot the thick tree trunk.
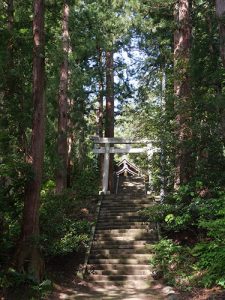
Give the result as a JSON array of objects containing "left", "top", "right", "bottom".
[
  {"left": 216, "top": 0, "right": 225, "bottom": 68},
  {"left": 14, "top": 0, "right": 45, "bottom": 282},
  {"left": 174, "top": 0, "right": 193, "bottom": 190},
  {"left": 56, "top": 0, "right": 70, "bottom": 193},
  {"left": 216, "top": 0, "right": 225, "bottom": 142},
  {"left": 66, "top": 97, "right": 74, "bottom": 188},
  {"left": 216, "top": 1, "right": 225, "bottom": 144},
  {"left": 97, "top": 48, "right": 104, "bottom": 137},
  {"left": 96, "top": 47, "right": 104, "bottom": 183},
  {"left": 105, "top": 50, "right": 114, "bottom": 193}
]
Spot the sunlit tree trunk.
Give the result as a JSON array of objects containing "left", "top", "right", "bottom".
[
  {"left": 14, "top": 0, "right": 45, "bottom": 282},
  {"left": 96, "top": 47, "right": 104, "bottom": 184},
  {"left": 105, "top": 50, "right": 114, "bottom": 193},
  {"left": 97, "top": 48, "right": 104, "bottom": 137},
  {"left": 66, "top": 97, "right": 74, "bottom": 188},
  {"left": 56, "top": 0, "right": 70, "bottom": 193},
  {"left": 174, "top": 0, "right": 193, "bottom": 190}
]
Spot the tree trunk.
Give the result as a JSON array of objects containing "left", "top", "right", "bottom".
[
  {"left": 96, "top": 47, "right": 104, "bottom": 184},
  {"left": 97, "top": 48, "right": 104, "bottom": 137},
  {"left": 66, "top": 97, "right": 74, "bottom": 188},
  {"left": 56, "top": 0, "right": 70, "bottom": 193},
  {"left": 174, "top": 0, "right": 193, "bottom": 190},
  {"left": 216, "top": 1, "right": 225, "bottom": 144},
  {"left": 14, "top": 0, "right": 45, "bottom": 282},
  {"left": 216, "top": 0, "right": 225, "bottom": 68},
  {"left": 105, "top": 50, "right": 114, "bottom": 193}
]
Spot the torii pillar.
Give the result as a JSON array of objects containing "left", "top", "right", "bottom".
[{"left": 102, "top": 144, "right": 110, "bottom": 194}]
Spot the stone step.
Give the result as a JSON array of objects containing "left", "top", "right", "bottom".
[
  {"left": 94, "top": 228, "right": 153, "bottom": 235},
  {"left": 88, "top": 257, "right": 150, "bottom": 265},
  {"left": 93, "top": 234, "right": 156, "bottom": 242},
  {"left": 102, "top": 197, "right": 150, "bottom": 201},
  {"left": 99, "top": 209, "right": 148, "bottom": 213},
  {"left": 103, "top": 196, "right": 149, "bottom": 199},
  {"left": 92, "top": 239, "right": 149, "bottom": 246},
  {"left": 98, "top": 218, "right": 147, "bottom": 222},
  {"left": 99, "top": 208, "right": 145, "bottom": 214},
  {"left": 91, "top": 268, "right": 151, "bottom": 276},
  {"left": 91, "top": 244, "right": 149, "bottom": 250},
  {"left": 101, "top": 203, "right": 150, "bottom": 208},
  {"left": 96, "top": 224, "right": 150, "bottom": 230},
  {"left": 90, "top": 279, "right": 151, "bottom": 290},
  {"left": 98, "top": 211, "right": 143, "bottom": 217},
  {"left": 98, "top": 217, "right": 147, "bottom": 223},
  {"left": 101, "top": 202, "right": 151, "bottom": 207},
  {"left": 97, "top": 218, "right": 148, "bottom": 225},
  {"left": 99, "top": 212, "right": 145, "bottom": 216},
  {"left": 90, "top": 248, "right": 151, "bottom": 256},
  {"left": 89, "top": 253, "right": 152, "bottom": 260},
  {"left": 96, "top": 222, "right": 149, "bottom": 227},
  {"left": 94, "top": 229, "right": 155, "bottom": 238},
  {"left": 87, "top": 263, "right": 150, "bottom": 271},
  {"left": 88, "top": 274, "right": 151, "bottom": 281}
]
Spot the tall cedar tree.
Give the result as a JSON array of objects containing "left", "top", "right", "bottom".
[
  {"left": 174, "top": 0, "right": 193, "bottom": 189},
  {"left": 216, "top": 0, "right": 225, "bottom": 68},
  {"left": 96, "top": 47, "right": 104, "bottom": 180},
  {"left": 216, "top": 0, "right": 225, "bottom": 144},
  {"left": 14, "top": 0, "right": 45, "bottom": 281},
  {"left": 56, "top": 0, "right": 70, "bottom": 193},
  {"left": 105, "top": 50, "right": 114, "bottom": 192}
]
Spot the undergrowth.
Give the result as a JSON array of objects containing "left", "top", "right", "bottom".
[{"left": 142, "top": 183, "right": 225, "bottom": 290}]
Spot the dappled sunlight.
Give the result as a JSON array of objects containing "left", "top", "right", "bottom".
[{"left": 75, "top": 176, "right": 171, "bottom": 299}]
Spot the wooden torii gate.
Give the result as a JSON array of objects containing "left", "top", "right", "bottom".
[{"left": 91, "top": 136, "right": 156, "bottom": 194}]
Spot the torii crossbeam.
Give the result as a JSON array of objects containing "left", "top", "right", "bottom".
[{"left": 90, "top": 136, "right": 154, "bottom": 194}]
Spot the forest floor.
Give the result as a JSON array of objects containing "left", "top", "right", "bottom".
[{"left": 46, "top": 252, "right": 225, "bottom": 300}]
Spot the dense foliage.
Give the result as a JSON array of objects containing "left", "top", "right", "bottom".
[{"left": 1, "top": 0, "right": 225, "bottom": 296}]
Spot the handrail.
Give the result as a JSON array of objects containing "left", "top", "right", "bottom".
[{"left": 78, "top": 193, "right": 104, "bottom": 279}]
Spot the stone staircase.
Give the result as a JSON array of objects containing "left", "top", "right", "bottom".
[{"left": 86, "top": 176, "right": 157, "bottom": 291}]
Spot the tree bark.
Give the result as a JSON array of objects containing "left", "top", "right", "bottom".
[
  {"left": 96, "top": 47, "right": 104, "bottom": 183},
  {"left": 105, "top": 50, "right": 114, "bottom": 193},
  {"left": 216, "top": 1, "right": 225, "bottom": 144},
  {"left": 66, "top": 97, "right": 74, "bottom": 188},
  {"left": 174, "top": 0, "right": 193, "bottom": 190},
  {"left": 97, "top": 48, "right": 104, "bottom": 138},
  {"left": 56, "top": 0, "right": 70, "bottom": 193},
  {"left": 216, "top": 0, "right": 225, "bottom": 68},
  {"left": 14, "top": 0, "right": 45, "bottom": 282}
]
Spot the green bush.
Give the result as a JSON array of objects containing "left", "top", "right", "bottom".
[
  {"left": 0, "top": 159, "right": 31, "bottom": 263},
  {"left": 149, "top": 239, "right": 193, "bottom": 287},
  {"left": 191, "top": 193, "right": 225, "bottom": 287},
  {"left": 40, "top": 185, "right": 93, "bottom": 256},
  {"left": 147, "top": 191, "right": 225, "bottom": 288}
]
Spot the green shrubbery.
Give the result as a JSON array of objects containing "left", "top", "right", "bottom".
[
  {"left": 144, "top": 184, "right": 225, "bottom": 289},
  {"left": 40, "top": 184, "right": 93, "bottom": 256},
  {"left": 0, "top": 161, "right": 99, "bottom": 293}
]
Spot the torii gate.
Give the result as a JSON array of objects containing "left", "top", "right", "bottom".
[{"left": 91, "top": 136, "right": 157, "bottom": 194}]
